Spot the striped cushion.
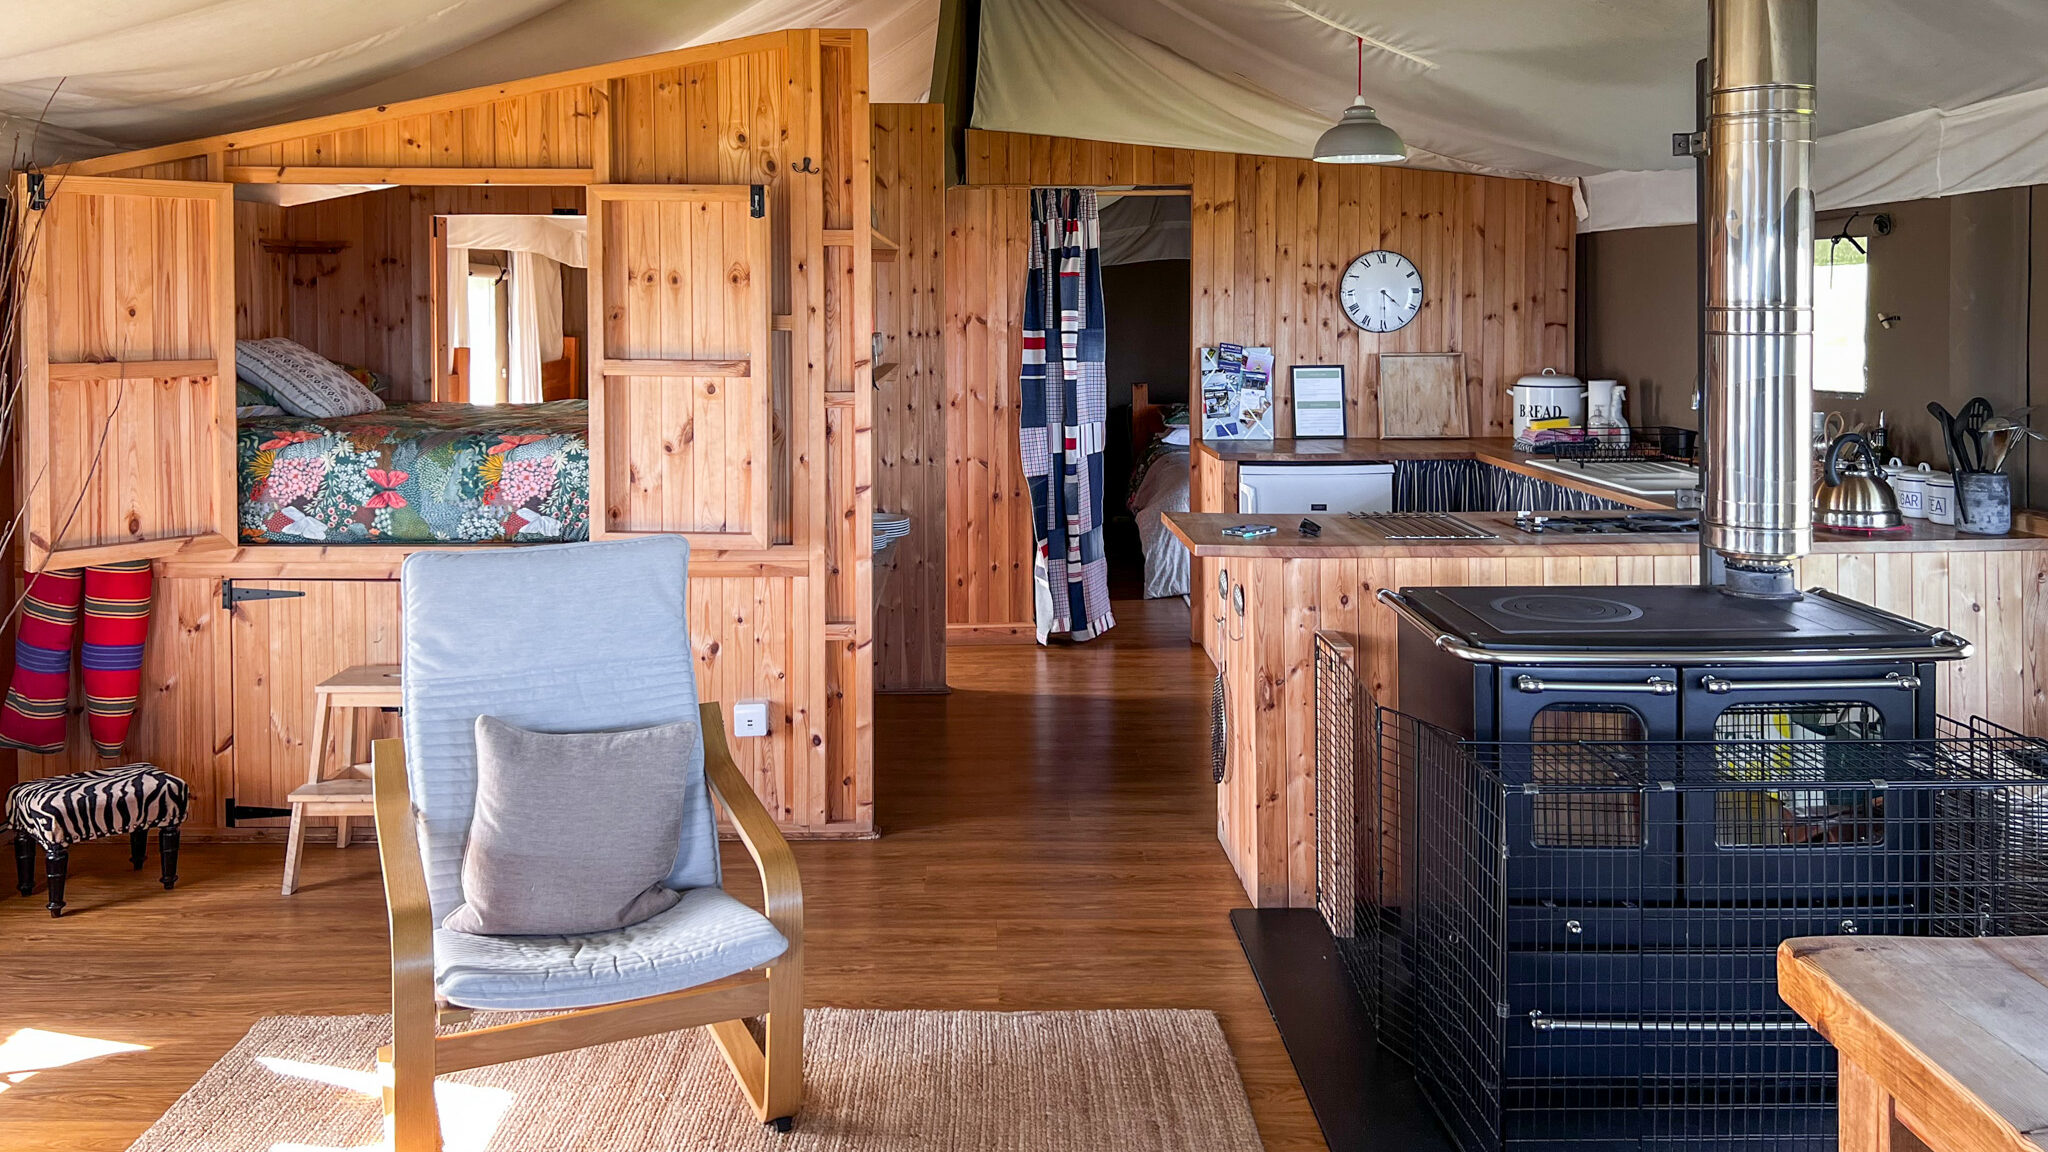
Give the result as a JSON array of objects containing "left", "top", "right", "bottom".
[{"left": 5, "top": 763, "right": 187, "bottom": 849}]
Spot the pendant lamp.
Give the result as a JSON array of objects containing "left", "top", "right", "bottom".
[{"left": 1313, "top": 36, "right": 1406, "bottom": 164}]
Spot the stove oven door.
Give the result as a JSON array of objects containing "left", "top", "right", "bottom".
[
  {"left": 1498, "top": 666, "right": 1681, "bottom": 904},
  {"left": 1676, "top": 662, "right": 1932, "bottom": 901}
]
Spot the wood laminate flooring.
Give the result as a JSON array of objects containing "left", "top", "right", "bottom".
[{"left": 0, "top": 598, "right": 1323, "bottom": 1151}]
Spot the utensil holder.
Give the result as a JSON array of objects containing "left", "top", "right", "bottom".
[{"left": 1955, "top": 471, "right": 2012, "bottom": 535}]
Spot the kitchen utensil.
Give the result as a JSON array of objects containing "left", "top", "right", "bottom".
[
  {"left": 1958, "top": 396, "right": 1995, "bottom": 470},
  {"left": 1886, "top": 459, "right": 1929, "bottom": 518},
  {"left": 1955, "top": 471, "right": 2012, "bottom": 535},
  {"left": 1977, "top": 417, "right": 2045, "bottom": 472},
  {"left": 1928, "top": 401, "right": 1967, "bottom": 473},
  {"left": 1813, "top": 433, "right": 1905, "bottom": 532},
  {"left": 1925, "top": 472, "right": 1957, "bottom": 525},
  {"left": 1822, "top": 411, "right": 1846, "bottom": 443},
  {"left": 1507, "top": 368, "right": 1584, "bottom": 440}
]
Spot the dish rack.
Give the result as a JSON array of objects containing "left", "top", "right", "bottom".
[{"left": 1518, "top": 426, "right": 1699, "bottom": 464}]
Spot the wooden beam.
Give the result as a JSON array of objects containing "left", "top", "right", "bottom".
[
  {"left": 598, "top": 358, "right": 752, "bottom": 378},
  {"left": 226, "top": 166, "right": 594, "bottom": 186},
  {"left": 47, "top": 359, "right": 218, "bottom": 381},
  {"left": 929, "top": 0, "right": 983, "bottom": 186}
]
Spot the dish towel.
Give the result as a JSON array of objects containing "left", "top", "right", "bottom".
[{"left": 0, "top": 561, "right": 154, "bottom": 757}]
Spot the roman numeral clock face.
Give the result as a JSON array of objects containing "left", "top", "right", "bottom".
[{"left": 1339, "top": 250, "right": 1423, "bottom": 333}]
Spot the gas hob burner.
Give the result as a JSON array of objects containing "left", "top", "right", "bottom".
[
  {"left": 1487, "top": 593, "right": 1645, "bottom": 625},
  {"left": 1513, "top": 512, "right": 1700, "bottom": 535}
]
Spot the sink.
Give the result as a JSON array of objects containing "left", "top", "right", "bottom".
[{"left": 1529, "top": 459, "right": 1701, "bottom": 496}]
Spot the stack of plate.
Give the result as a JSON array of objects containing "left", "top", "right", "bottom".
[{"left": 873, "top": 512, "right": 912, "bottom": 555}]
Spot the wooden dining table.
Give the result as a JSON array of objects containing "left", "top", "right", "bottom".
[{"left": 1778, "top": 935, "right": 2048, "bottom": 1152}]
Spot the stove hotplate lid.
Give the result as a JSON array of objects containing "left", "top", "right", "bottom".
[{"left": 1395, "top": 585, "right": 1960, "bottom": 655}]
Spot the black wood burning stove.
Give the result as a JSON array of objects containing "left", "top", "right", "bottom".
[{"left": 1356, "top": 583, "right": 2029, "bottom": 1152}]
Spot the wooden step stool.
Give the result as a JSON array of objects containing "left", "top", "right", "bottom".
[{"left": 282, "top": 664, "right": 402, "bottom": 895}]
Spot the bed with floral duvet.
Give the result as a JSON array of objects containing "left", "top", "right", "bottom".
[{"left": 238, "top": 402, "right": 590, "bottom": 544}]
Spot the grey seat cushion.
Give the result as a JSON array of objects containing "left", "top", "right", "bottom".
[
  {"left": 441, "top": 717, "right": 697, "bottom": 937},
  {"left": 435, "top": 886, "right": 788, "bottom": 1011}
]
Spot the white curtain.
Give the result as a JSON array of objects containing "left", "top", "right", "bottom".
[
  {"left": 505, "top": 250, "right": 563, "bottom": 403},
  {"left": 442, "top": 215, "right": 587, "bottom": 403}
]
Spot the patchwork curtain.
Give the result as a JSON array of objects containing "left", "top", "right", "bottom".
[
  {"left": 1020, "top": 188, "right": 1115, "bottom": 643},
  {"left": 0, "top": 561, "right": 154, "bottom": 757}
]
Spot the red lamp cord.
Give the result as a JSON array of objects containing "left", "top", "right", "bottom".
[{"left": 1356, "top": 36, "right": 1364, "bottom": 99}]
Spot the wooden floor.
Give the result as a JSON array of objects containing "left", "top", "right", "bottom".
[{"left": 0, "top": 597, "right": 1322, "bottom": 1151}]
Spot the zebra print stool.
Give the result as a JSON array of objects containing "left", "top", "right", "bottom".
[{"left": 6, "top": 763, "right": 186, "bottom": 917}]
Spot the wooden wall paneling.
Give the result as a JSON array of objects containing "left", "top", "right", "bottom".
[
  {"left": 586, "top": 183, "right": 772, "bottom": 547},
  {"left": 18, "top": 175, "right": 237, "bottom": 570},
  {"left": 941, "top": 186, "right": 1035, "bottom": 641},
  {"left": 870, "top": 104, "right": 947, "bottom": 691},
  {"left": 819, "top": 31, "right": 874, "bottom": 830},
  {"left": 38, "top": 29, "right": 870, "bottom": 838},
  {"left": 13, "top": 578, "right": 233, "bottom": 832},
  {"left": 226, "top": 580, "right": 402, "bottom": 827}
]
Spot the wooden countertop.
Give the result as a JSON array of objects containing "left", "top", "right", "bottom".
[
  {"left": 1165, "top": 510, "right": 2048, "bottom": 558},
  {"left": 1778, "top": 935, "right": 2048, "bottom": 1152},
  {"left": 1197, "top": 436, "right": 1677, "bottom": 510}
]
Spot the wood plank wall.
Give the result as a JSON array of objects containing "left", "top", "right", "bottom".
[
  {"left": 942, "top": 186, "right": 1036, "bottom": 642},
  {"left": 870, "top": 104, "right": 949, "bottom": 690},
  {"left": 236, "top": 186, "right": 585, "bottom": 402},
  {"left": 945, "top": 129, "right": 1578, "bottom": 639},
  {"left": 26, "top": 30, "right": 874, "bottom": 838}
]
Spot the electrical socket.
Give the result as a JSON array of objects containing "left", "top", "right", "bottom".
[{"left": 731, "top": 700, "right": 770, "bottom": 738}]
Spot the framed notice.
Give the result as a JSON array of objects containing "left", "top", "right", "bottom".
[{"left": 1291, "top": 365, "right": 1347, "bottom": 438}]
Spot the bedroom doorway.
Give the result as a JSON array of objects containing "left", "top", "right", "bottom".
[{"left": 1099, "top": 193, "right": 1192, "bottom": 604}]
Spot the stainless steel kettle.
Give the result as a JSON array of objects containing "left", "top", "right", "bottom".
[{"left": 1813, "top": 433, "right": 1904, "bottom": 532}]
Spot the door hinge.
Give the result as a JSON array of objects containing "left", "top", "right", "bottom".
[
  {"left": 224, "top": 798, "right": 292, "bottom": 826},
  {"left": 1672, "top": 131, "right": 1706, "bottom": 158},
  {"left": 223, "top": 581, "right": 307, "bottom": 609},
  {"left": 750, "top": 185, "right": 765, "bottom": 218}
]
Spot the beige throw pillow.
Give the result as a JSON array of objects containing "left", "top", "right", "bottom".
[{"left": 442, "top": 716, "right": 696, "bottom": 936}]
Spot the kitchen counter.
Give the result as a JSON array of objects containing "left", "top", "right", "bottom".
[
  {"left": 1196, "top": 435, "right": 1681, "bottom": 510},
  {"left": 1167, "top": 510, "right": 2048, "bottom": 559},
  {"left": 1191, "top": 504, "right": 2048, "bottom": 909}
]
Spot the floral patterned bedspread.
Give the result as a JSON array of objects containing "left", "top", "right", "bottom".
[{"left": 239, "top": 402, "right": 590, "bottom": 544}]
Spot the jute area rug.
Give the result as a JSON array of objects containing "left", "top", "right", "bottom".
[{"left": 127, "top": 1008, "right": 1264, "bottom": 1151}]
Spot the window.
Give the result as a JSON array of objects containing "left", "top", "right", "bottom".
[{"left": 1814, "top": 236, "right": 1869, "bottom": 394}]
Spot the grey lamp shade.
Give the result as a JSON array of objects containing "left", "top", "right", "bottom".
[{"left": 1313, "top": 97, "right": 1406, "bottom": 164}]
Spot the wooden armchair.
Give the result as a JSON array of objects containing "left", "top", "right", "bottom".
[{"left": 371, "top": 538, "right": 801, "bottom": 1151}]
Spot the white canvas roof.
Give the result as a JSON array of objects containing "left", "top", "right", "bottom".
[{"left": 9, "top": 0, "right": 2048, "bottom": 231}]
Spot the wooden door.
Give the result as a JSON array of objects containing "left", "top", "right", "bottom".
[
  {"left": 14, "top": 175, "right": 236, "bottom": 570},
  {"left": 586, "top": 184, "right": 773, "bottom": 547},
  {"left": 226, "top": 580, "right": 402, "bottom": 824}
]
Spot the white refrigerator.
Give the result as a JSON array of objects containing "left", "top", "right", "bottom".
[{"left": 1236, "top": 463, "right": 1396, "bottom": 515}]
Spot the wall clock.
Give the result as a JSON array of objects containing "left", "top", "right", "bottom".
[{"left": 1339, "top": 250, "right": 1423, "bottom": 333}]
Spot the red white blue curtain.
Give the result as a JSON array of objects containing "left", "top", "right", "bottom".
[{"left": 1020, "top": 188, "right": 1114, "bottom": 643}]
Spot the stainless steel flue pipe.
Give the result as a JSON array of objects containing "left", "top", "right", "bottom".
[{"left": 1702, "top": 0, "right": 1816, "bottom": 574}]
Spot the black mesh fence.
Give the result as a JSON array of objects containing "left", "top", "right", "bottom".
[{"left": 1312, "top": 663, "right": 2048, "bottom": 1152}]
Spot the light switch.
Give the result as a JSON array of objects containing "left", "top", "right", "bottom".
[{"left": 731, "top": 700, "right": 770, "bottom": 738}]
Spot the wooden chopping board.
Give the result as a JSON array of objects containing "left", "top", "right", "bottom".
[{"left": 1377, "top": 353, "right": 1469, "bottom": 439}]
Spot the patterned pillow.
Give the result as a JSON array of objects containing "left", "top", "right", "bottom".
[
  {"left": 235, "top": 338, "right": 385, "bottom": 418},
  {"left": 235, "top": 377, "right": 286, "bottom": 418}
]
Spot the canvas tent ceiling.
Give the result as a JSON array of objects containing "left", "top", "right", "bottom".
[{"left": 9, "top": 0, "right": 2048, "bottom": 231}]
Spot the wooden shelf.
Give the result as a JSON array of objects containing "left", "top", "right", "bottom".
[
  {"left": 874, "top": 362, "right": 899, "bottom": 384},
  {"left": 871, "top": 227, "right": 899, "bottom": 261}
]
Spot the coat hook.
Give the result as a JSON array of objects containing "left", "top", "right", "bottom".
[{"left": 789, "top": 156, "right": 818, "bottom": 174}]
